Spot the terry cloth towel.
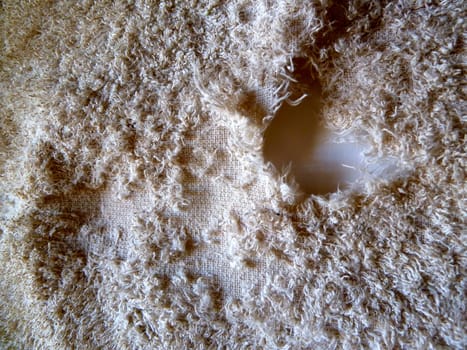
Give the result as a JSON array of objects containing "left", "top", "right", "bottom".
[{"left": 0, "top": 1, "right": 466, "bottom": 349}]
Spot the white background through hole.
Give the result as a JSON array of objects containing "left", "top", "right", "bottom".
[{"left": 263, "top": 90, "right": 400, "bottom": 195}]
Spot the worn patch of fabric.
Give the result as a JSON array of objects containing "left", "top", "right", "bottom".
[{"left": 1, "top": 1, "right": 465, "bottom": 348}]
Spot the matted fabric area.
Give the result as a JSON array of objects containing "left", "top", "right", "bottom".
[{"left": 1, "top": 1, "right": 466, "bottom": 349}]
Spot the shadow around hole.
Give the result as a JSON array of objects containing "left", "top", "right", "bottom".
[{"left": 263, "top": 82, "right": 347, "bottom": 196}]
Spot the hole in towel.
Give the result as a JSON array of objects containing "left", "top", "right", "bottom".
[{"left": 263, "top": 81, "right": 401, "bottom": 196}]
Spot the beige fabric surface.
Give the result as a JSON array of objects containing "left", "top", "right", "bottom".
[{"left": 1, "top": 1, "right": 466, "bottom": 349}]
